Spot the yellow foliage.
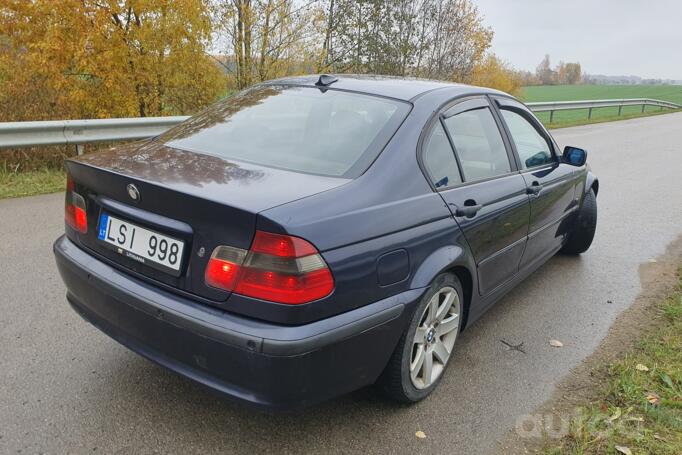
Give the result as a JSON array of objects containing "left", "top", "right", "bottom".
[
  {"left": 213, "top": 0, "right": 322, "bottom": 90},
  {"left": 0, "top": 0, "right": 225, "bottom": 121},
  {"left": 468, "top": 53, "right": 523, "bottom": 96}
]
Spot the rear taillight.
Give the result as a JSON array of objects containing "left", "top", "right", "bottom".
[
  {"left": 205, "top": 231, "right": 334, "bottom": 304},
  {"left": 65, "top": 175, "right": 87, "bottom": 233}
]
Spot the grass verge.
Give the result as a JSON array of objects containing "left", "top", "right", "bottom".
[
  {"left": 521, "top": 84, "right": 682, "bottom": 129},
  {"left": 543, "top": 269, "right": 682, "bottom": 454},
  {"left": 521, "top": 84, "right": 682, "bottom": 105},
  {"left": 0, "top": 168, "right": 65, "bottom": 199}
]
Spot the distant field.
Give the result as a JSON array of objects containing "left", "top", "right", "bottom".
[{"left": 520, "top": 84, "right": 682, "bottom": 127}]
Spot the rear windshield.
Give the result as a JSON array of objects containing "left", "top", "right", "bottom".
[{"left": 162, "top": 85, "right": 410, "bottom": 177}]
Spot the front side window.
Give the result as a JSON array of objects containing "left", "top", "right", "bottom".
[
  {"left": 161, "top": 85, "right": 410, "bottom": 177},
  {"left": 500, "top": 109, "right": 554, "bottom": 169},
  {"left": 422, "top": 123, "right": 462, "bottom": 188},
  {"left": 443, "top": 107, "right": 511, "bottom": 181}
]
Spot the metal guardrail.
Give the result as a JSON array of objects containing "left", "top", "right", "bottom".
[
  {"left": 526, "top": 98, "right": 681, "bottom": 123},
  {"left": 0, "top": 98, "right": 679, "bottom": 152},
  {"left": 0, "top": 116, "right": 188, "bottom": 153}
]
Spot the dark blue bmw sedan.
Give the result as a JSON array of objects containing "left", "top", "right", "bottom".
[{"left": 54, "top": 75, "right": 598, "bottom": 409}]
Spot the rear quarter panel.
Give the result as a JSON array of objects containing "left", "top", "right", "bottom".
[{"left": 240, "top": 88, "right": 481, "bottom": 325}]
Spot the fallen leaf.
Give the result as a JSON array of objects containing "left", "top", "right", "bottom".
[
  {"left": 615, "top": 445, "right": 632, "bottom": 455},
  {"left": 549, "top": 339, "right": 564, "bottom": 348},
  {"left": 645, "top": 392, "right": 661, "bottom": 405},
  {"left": 648, "top": 258, "right": 657, "bottom": 263},
  {"left": 415, "top": 430, "right": 426, "bottom": 439},
  {"left": 608, "top": 407, "right": 622, "bottom": 422},
  {"left": 599, "top": 402, "right": 608, "bottom": 412},
  {"left": 635, "top": 364, "right": 649, "bottom": 372}
]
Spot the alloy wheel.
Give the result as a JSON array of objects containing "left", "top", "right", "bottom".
[{"left": 409, "top": 286, "right": 460, "bottom": 389}]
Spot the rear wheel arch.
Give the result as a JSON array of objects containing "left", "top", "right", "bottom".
[
  {"left": 409, "top": 245, "right": 475, "bottom": 331},
  {"left": 444, "top": 265, "right": 472, "bottom": 330}
]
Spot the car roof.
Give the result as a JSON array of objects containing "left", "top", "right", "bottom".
[{"left": 261, "top": 74, "right": 504, "bottom": 102}]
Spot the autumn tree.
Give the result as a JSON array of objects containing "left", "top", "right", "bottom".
[
  {"left": 0, "top": 0, "right": 526, "bottom": 125},
  {"left": 211, "top": 0, "right": 321, "bottom": 90},
  {"left": 317, "top": 0, "right": 492, "bottom": 82},
  {"left": 535, "top": 54, "right": 556, "bottom": 85},
  {"left": 468, "top": 53, "right": 522, "bottom": 95},
  {"left": 556, "top": 60, "right": 566, "bottom": 84},
  {"left": 563, "top": 62, "right": 582, "bottom": 84},
  {"left": 316, "top": 0, "right": 396, "bottom": 74},
  {"left": 419, "top": 0, "right": 492, "bottom": 81},
  {"left": 0, "top": 0, "right": 224, "bottom": 121},
  {"left": 516, "top": 70, "right": 540, "bottom": 86},
  {"left": 535, "top": 55, "right": 581, "bottom": 85}
]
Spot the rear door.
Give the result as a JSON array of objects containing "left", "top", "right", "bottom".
[
  {"left": 492, "top": 97, "right": 580, "bottom": 268},
  {"left": 421, "top": 97, "right": 530, "bottom": 295}
]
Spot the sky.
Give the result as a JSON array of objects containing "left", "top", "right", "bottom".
[{"left": 474, "top": 0, "right": 682, "bottom": 80}]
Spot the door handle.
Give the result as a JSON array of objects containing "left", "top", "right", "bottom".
[
  {"left": 527, "top": 181, "right": 543, "bottom": 195},
  {"left": 453, "top": 203, "right": 483, "bottom": 218}
]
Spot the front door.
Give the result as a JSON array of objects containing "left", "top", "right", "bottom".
[
  {"left": 493, "top": 97, "right": 580, "bottom": 269},
  {"left": 421, "top": 97, "right": 531, "bottom": 296}
]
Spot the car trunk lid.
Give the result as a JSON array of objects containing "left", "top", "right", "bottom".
[{"left": 65, "top": 141, "right": 349, "bottom": 302}]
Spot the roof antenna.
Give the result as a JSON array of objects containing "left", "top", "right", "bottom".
[{"left": 315, "top": 74, "right": 338, "bottom": 87}]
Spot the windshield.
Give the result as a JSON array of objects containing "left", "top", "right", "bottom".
[{"left": 161, "top": 85, "right": 410, "bottom": 177}]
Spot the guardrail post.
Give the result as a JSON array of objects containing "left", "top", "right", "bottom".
[
  {"left": 641, "top": 104, "right": 646, "bottom": 113},
  {"left": 549, "top": 110, "right": 554, "bottom": 123},
  {"left": 618, "top": 105, "right": 622, "bottom": 116},
  {"left": 76, "top": 144, "right": 84, "bottom": 156},
  {"left": 588, "top": 108, "right": 593, "bottom": 120}
]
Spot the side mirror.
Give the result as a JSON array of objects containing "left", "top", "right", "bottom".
[{"left": 563, "top": 146, "right": 587, "bottom": 166}]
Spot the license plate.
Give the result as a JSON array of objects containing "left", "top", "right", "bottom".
[{"left": 98, "top": 213, "right": 185, "bottom": 273}]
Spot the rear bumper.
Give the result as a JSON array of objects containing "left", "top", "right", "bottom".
[{"left": 54, "top": 235, "right": 422, "bottom": 409}]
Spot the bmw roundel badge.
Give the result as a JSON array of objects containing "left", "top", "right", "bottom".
[{"left": 126, "top": 183, "right": 140, "bottom": 201}]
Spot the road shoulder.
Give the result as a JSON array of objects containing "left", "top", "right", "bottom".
[{"left": 500, "top": 234, "right": 682, "bottom": 453}]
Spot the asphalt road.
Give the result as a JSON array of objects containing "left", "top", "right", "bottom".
[{"left": 2, "top": 113, "right": 682, "bottom": 454}]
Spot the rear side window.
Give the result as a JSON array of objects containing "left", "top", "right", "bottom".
[
  {"left": 500, "top": 109, "right": 553, "bottom": 169},
  {"left": 443, "top": 108, "right": 511, "bottom": 181},
  {"left": 161, "top": 85, "right": 410, "bottom": 177},
  {"left": 422, "top": 123, "right": 462, "bottom": 188}
]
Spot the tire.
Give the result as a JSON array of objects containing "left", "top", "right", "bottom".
[
  {"left": 561, "top": 188, "right": 597, "bottom": 254},
  {"left": 379, "top": 273, "right": 463, "bottom": 403}
]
